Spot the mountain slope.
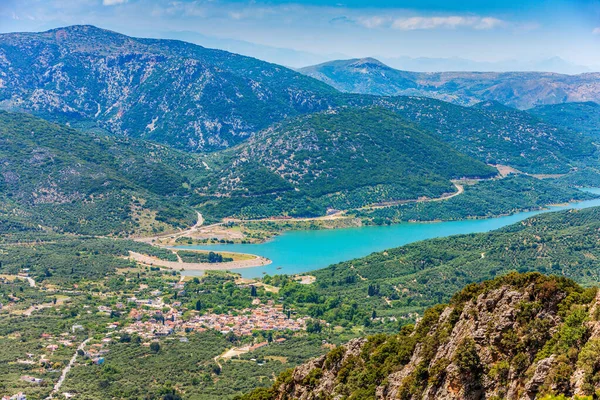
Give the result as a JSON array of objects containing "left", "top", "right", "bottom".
[
  {"left": 0, "top": 25, "right": 339, "bottom": 151},
  {"left": 367, "top": 97, "right": 596, "bottom": 174},
  {"left": 529, "top": 102, "right": 600, "bottom": 140},
  {"left": 300, "top": 58, "right": 600, "bottom": 109},
  {"left": 243, "top": 273, "right": 600, "bottom": 399},
  {"left": 197, "top": 107, "right": 497, "bottom": 219},
  {"left": 0, "top": 111, "right": 203, "bottom": 236}
]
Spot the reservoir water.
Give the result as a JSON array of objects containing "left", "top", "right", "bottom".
[{"left": 177, "top": 189, "right": 600, "bottom": 278}]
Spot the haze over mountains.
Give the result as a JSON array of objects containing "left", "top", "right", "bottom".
[
  {"left": 300, "top": 58, "right": 600, "bottom": 109},
  {"left": 1, "top": 25, "right": 600, "bottom": 156}
]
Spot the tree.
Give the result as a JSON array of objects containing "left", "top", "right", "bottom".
[
  {"left": 306, "top": 320, "right": 323, "bottom": 333},
  {"left": 150, "top": 342, "right": 161, "bottom": 353},
  {"left": 195, "top": 300, "right": 202, "bottom": 311}
]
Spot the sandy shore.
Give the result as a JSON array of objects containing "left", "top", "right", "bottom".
[{"left": 128, "top": 251, "right": 271, "bottom": 271}]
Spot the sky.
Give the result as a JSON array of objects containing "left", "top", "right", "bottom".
[{"left": 1, "top": 0, "right": 599, "bottom": 71}]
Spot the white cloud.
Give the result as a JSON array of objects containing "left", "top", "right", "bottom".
[
  {"left": 356, "top": 16, "right": 391, "bottom": 29},
  {"left": 593, "top": 27, "right": 600, "bottom": 35},
  {"left": 391, "top": 16, "right": 505, "bottom": 31},
  {"left": 102, "top": 0, "right": 127, "bottom": 6}
]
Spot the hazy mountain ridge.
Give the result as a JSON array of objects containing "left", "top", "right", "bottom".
[
  {"left": 0, "top": 25, "right": 339, "bottom": 151},
  {"left": 300, "top": 58, "right": 600, "bottom": 109}
]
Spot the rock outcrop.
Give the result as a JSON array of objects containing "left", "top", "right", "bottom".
[{"left": 245, "top": 273, "right": 600, "bottom": 400}]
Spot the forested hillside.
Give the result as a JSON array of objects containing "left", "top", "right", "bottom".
[
  {"left": 0, "top": 111, "right": 201, "bottom": 236},
  {"left": 196, "top": 107, "right": 497, "bottom": 219},
  {"left": 529, "top": 102, "right": 600, "bottom": 140},
  {"left": 244, "top": 273, "right": 600, "bottom": 399},
  {"left": 369, "top": 97, "right": 596, "bottom": 174}
]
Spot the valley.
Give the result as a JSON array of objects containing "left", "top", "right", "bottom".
[{"left": 1, "top": 22, "right": 600, "bottom": 400}]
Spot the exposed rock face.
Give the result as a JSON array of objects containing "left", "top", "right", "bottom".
[
  {"left": 0, "top": 25, "right": 338, "bottom": 151},
  {"left": 257, "top": 275, "right": 600, "bottom": 400}
]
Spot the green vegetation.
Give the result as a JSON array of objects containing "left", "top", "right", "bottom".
[
  {"left": 176, "top": 251, "right": 233, "bottom": 263},
  {"left": 354, "top": 175, "right": 596, "bottom": 224},
  {"left": 0, "top": 111, "right": 202, "bottom": 236},
  {"left": 197, "top": 107, "right": 497, "bottom": 220},
  {"left": 529, "top": 102, "right": 600, "bottom": 140},
  {"left": 0, "top": 232, "right": 176, "bottom": 284}
]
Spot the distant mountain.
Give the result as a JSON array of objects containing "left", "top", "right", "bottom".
[
  {"left": 159, "top": 30, "right": 346, "bottom": 68},
  {"left": 197, "top": 107, "right": 497, "bottom": 219},
  {"left": 529, "top": 102, "right": 600, "bottom": 140},
  {"left": 300, "top": 58, "right": 600, "bottom": 109},
  {"left": 0, "top": 111, "right": 203, "bottom": 236},
  {"left": 0, "top": 25, "right": 339, "bottom": 151}
]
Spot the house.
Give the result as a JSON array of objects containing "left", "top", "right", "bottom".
[
  {"left": 250, "top": 342, "right": 268, "bottom": 351},
  {"left": 3, "top": 393, "right": 26, "bottom": 400},
  {"left": 92, "top": 357, "right": 105, "bottom": 365},
  {"left": 72, "top": 325, "right": 84, "bottom": 333},
  {"left": 20, "top": 376, "right": 43, "bottom": 384}
]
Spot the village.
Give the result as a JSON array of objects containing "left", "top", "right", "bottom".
[{"left": 124, "top": 299, "right": 309, "bottom": 338}]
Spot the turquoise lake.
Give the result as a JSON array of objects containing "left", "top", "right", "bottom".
[{"left": 177, "top": 189, "right": 600, "bottom": 278}]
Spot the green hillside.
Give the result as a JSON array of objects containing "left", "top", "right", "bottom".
[
  {"left": 197, "top": 107, "right": 497, "bottom": 219},
  {"left": 370, "top": 97, "right": 597, "bottom": 174},
  {"left": 0, "top": 111, "right": 202, "bottom": 236},
  {"left": 529, "top": 102, "right": 600, "bottom": 140}
]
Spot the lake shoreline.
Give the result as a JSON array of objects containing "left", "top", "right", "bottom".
[{"left": 173, "top": 191, "right": 600, "bottom": 278}]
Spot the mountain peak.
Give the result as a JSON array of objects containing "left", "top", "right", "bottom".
[{"left": 348, "top": 57, "right": 390, "bottom": 69}]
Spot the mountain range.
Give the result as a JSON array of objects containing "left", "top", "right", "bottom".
[
  {"left": 299, "top": 58, "right": 600, "bottom": 109},
  {"left": 1, "top": 26, "right": 599, "bottom": 225},
  {"left": 2, "top": 25, "right": 600, "bottom": 155},
  {"left": 0, "top": 25, "right": 338, "bottom": 152}
]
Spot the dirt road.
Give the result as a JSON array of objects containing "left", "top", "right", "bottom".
[{"left": 129, "top": 251, "right": 271, "bottom": 271}]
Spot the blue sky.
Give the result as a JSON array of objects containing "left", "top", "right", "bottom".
[{"left": 1, "top": 0, "right": 599, "bottom": 71}]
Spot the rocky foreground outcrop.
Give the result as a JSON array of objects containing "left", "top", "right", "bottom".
[{"left": 243, "top": 273, "right": 600, "bottom": 399}]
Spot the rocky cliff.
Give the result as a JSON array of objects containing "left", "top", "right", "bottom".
[{"left": 243, "top": 273, "right": 600, "bottom": 399}]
